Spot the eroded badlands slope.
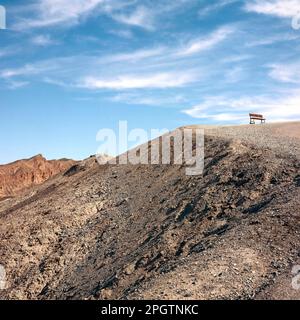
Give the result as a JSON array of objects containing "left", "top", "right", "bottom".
[{"left": 0, "top": 155, "right": 75, "bottom": 200}]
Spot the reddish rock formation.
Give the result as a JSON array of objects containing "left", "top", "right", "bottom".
[{"left": 0, "top": 154, "right": 76, "bottom": 199}]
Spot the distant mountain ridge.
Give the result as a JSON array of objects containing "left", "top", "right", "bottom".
[{"left": 0, "top": 154, "right": 76, "bottom": 199}]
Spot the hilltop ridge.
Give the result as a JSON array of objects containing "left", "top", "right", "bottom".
[{"left": 0, "top": 122, "right": 299, "bottom": 300}]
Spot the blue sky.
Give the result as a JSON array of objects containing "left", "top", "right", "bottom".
[{"left": 1, "top": 0, "right": 300, "bottom": 163}]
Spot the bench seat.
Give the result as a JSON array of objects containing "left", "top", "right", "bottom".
[{"left": 249, "top": 113, "right": 265, "bottom": 124}]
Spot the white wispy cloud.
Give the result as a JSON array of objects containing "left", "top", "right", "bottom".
[
  {"left": 0, "top": 23, "right": 235, "bottom": 91},
  {"left": 222, "top": 54, "right": 253, "bottom": 63},
  {"left": 183, "top": 92, "right": 300, "bottom": 122},
  {"left": 245, "top": 0, "right": 300, "bottom": 18},
  {"left": 12, "top": 0, "right": 192, "bottom": 31},
  {"left": 13, "top": 0, "right": 119, "bottom": 29},
  {"left": 0, "top": 47, "right": 19, "bottom": 58},
  {"left": 0, "top": 58, "right": 66, "bottom": 78},
  {"left": 30, "top": 34, "right": 57, "bottom": 46},
  {"left": 178, "top": 26, "right": 235, "bottom": 56},
  {"left": 111, "top": 0, "right": 197, "bottom": 31},
  {"left": 269, "top": 62, "right": 300, "bottom": 83},
  {"left": 111, "top": 92, "right": 186, "bottom": 106},
  {"left": 112, "top": 6, "right": 155, "bottom": 30},
  {"left": 199, "top": 0, "right": 239, "bottom": 17},
  {"left": 103, "top": 47, "right": 166, "bottom": 64},
  {"left": 225, "top": 66, "right": 245, "bottom": 83},
  {"left": 0, "top": 49, "right": 11, "bottom": 58},
  {"left": 246, "top": 33, "right": 299, "bottom": 47},
  {"left": 6, "top": 80, "right": 30, "bottom": 90},
  {"left": 109, "top": 29, "right": 134, "bottom": 39},
  {"left": 0, "top": 64, "right": 42, "bottom": 78},
  {"left": 80, "top": 71, "right": 197, "bottom": 90}
]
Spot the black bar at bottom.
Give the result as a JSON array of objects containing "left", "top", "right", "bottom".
[{"left": 0, "top": 300, "right": 297, "bottom": 319}]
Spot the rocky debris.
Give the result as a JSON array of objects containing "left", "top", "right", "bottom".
[
  {"left": 63, "top": 165, "right": 85, "bottom": 177},
  {"left": 0, "top": 122, "right": 299, "bottom": 300},
  {"left": 186, "top": 121, "right": 300, "bottom": 159}
]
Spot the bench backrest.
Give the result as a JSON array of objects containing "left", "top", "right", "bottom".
[{"left": 249, "top": 113, "right": 264, "bottom": 119}]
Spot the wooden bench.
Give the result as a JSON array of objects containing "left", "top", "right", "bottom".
[{"left": 249, "top": 113, "right": 265, "bottom": 124}]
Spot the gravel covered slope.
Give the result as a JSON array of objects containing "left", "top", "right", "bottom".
[
  {"left": 0, "top": 123, "right": 299, "bottom": 300},
  {"left": 186, "top": 122, "right": 300, "bottom": 158}
]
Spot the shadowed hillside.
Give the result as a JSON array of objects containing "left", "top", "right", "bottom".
[{"left": 0, "top": 123, "right": 299, "bottom": 300}]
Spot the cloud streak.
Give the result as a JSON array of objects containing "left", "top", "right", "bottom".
[
  {"left": 199, "top": 0, "right": 239, "bottom": 17},
  {"left": 11, "top": 0, "right": 195, "bottom": 31},
  {"left": 183, "top": 92, "right": 300, "bottom": 122},
  {"left": 245, "top": 0, "right": 300, "bottom": 18},
  {"left": 112, "top": 5, "right": 155, "bottom": 30},
  {"left": 80, "top": 71, "right": 197, "bottom": 90},
  {"left": 0, "top": 24, "right": 234, "bottom": 91},
  {"left": 178, "top": 26, "right": 235, "bottom": 56},
  {"left": 30, "top": 34, "right": 58, "bottom": 46},
  {"left": 12, "top": 0, "right": 129, "bottom": 29},
  {"left": 269, "top": 62, "right": 300, "bottom": 83},
  {"left": 0, "top": 60, "right": 61, "bottom": 78}
]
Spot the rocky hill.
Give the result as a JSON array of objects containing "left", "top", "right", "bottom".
[
  {"left": 0, "top": 155, "right": 76, "bottom": 200},
  {"left": 0, "top": 123, "right": 299, "bottom": 300}
]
